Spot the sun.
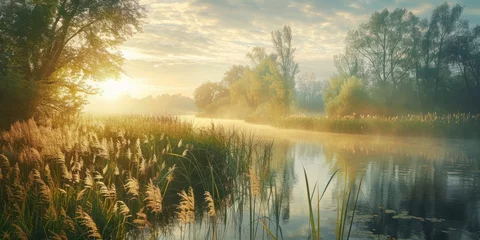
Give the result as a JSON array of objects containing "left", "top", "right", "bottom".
[{"left": 99, "top": 78, "right": 131, "bottom": 100}]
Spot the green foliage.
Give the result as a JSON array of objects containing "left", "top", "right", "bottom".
[
  {"left": 339, "top": 3, "right": 480, "bottom": 114},
  {"left": 0, "top": 0, "right": 145, "bottom": 127},
  {"left": 194, "top": 25, "right": 299, "bottom": 120},
  {"left": 325, "top": 76, "right": 372, "bottom": 116},
  {"left": 0, "top": 73, "right": 40, "bottom": 129}
]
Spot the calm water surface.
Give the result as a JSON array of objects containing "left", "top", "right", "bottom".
[{"left": 164, "top": 116, "right": 480, "bottom": 240}]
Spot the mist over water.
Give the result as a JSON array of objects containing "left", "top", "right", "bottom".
[{"left": 167, "top": 116, "right": 480, "bottom": 240}]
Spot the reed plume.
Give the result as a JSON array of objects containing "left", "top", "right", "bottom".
[
  {"left": 177, "top": 187, "right": 195, "bottom": 224},
  {"left": 145, "top": 179, "right": 163, "bottom": 213},
  {"left": 76, "top": 206, "right": 102, "bottom": 239},
  {"left": 124, "top": 177, "right": 139, "bottom": 198},
  {"left": 114, "top": 201, "right": 131, "bottom": 217},
  {"left": 204, "top": 191, "right": 216, "bottom": 217},
  {"left": 133, "top": 207, "right": 151, "bottom": 229}
]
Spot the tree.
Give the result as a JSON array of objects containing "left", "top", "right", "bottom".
[
  {"left": 295, "top": 73, "right": 324, "bottom": 111},
  {"left": 221, "top": 65, "right": 246, "bottom": 87},
  {"left": 325, "top": 76, "right": 371, "bottom": 116},
  {"left": 347, "top": 9, "right": 418, "bottom": 105},
  {"left": 334, "top": 46, "right": 367, "bottom": 80},
  {"left": 271, "top": 26, "right": 299, "bottom": 111},
  {"left": 193, "top": 82, "right": 228, "bottom": 111},
  {"left": 0, "top": 0, "right": 145, "bottom": 125},
  {"left": 447, "top": 25, "right": 480, "bottom": 110},
  {"left": 414, "top": 3, "right": 467, "bottom": 111}
]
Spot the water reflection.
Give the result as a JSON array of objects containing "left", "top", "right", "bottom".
[{"left": 166, "top": 117, "right": 480, "bottom": 239}]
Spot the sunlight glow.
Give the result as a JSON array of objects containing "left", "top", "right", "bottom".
[{"left": 99, "top": 78, "right": 133, "bottom": 100}]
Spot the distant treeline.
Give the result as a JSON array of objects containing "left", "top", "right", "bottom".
[
  {"left": 84, "top": 94, "right": 197, "bottom": 115},
  {"left": 194, "top": 3, "right": 480, "bottom": 120}
]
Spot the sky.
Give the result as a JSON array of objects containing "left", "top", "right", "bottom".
[{"left": 102, "top": 0, "right": 480, "bottom": 99}]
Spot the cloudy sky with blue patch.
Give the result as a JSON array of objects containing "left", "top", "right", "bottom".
[{"left": 118, "top": 0, "right": 480, "bottom": 98}]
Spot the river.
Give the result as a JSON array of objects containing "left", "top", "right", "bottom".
[{"left": 169, "top": 116, "right": 480, "bottom": 240}]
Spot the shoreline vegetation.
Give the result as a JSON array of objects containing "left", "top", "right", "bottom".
[
  {"left": 245, "top": 112, "right": 480, "bottom": 139},
  {"left": 0, "top": 116, "right": 366, "bottom": 239},
  {"left": 0, "top": 116, "right": 273, "bottom": 239}
]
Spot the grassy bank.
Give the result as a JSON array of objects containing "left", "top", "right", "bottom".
[
  {"left": 270, "top": 113, "right": 480, "bottom": 138},
  {"left": 0, "top": 116, "right": 273, "bottom": 239}
]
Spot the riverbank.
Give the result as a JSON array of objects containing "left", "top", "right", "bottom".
[
  {"left": 0, "top": 116, "right": 272, "bottom": 239},
  {"left": 245, "top": 113, "right": 480, "bottom": 138}
]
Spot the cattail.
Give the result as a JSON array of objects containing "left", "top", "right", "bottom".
[
  {"left": 145, "top": 179, "right": 163, "bottom": 213},
  {"left": 76, "top": 206, "right": 102, "bottom": 239},
  {"left": 133, "top": 207, "right": 151, "bottom": 229},
  {"left": 124, "top": 177, "right": 139, "bottom": 198},
  {"left": 177, "top": 187, "right": 195, "bottom": 224},
  {"left": 249, "top": 168, "right": 260, "bottom": 197},
  {"left": 204, "top": 191, "right": 216, "bottom": 217}
]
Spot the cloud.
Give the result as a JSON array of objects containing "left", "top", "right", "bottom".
[{"left": 118, "top": 0, "right": 480, "bottom": 98}]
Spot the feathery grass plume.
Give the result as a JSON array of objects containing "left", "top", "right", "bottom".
[
  {"left": 76, "top": 206, "right": 102, "bottom": 239},
  {"left": 12, "top": 224, "right": 28, "bottom": 240},
  {"left": 204, "top": 191, "right": 216, "bottom": 217},
  {"left": 139, "top": 158, "right": 147, "bottom": 175},
  {"left": 72, "top": 172, "right": 80, "bottom": 184},
  {"left": 109, "top": 184, "right": 117, "bottom": 199},
  {"left": 43, "top": 164, "right": 55, "bottom": 188},
  {"left": 92, "top": 171, "right": 103, "bottom": 181},
  {"left": 84, "top": 169, "right": 94, "bottom": 189},
  {"left": 77, "top": 188, "right": 88, "bottom": 201},
  {"left": 0, "top": 154, "right": 10, "bottom": 176},
  {"left": 60, "top": 207, "right": 76, "bottom": 233},
  {"left": 18, "top": 147, "right": 42, "bottom": 172},
  {"left": 48, "top": 230, "right": 68, "bottom": 240},
  {"left": 97, "top": 181, "right": 111, "bottom": 199},
  {"left": 114, "top": 201, "right": 131, "bottom": 217},
  {"left": 145, "top": 179, "right": 163, "bottom": 213},
  {"left": 51, "top": 153, "right": 71, "bottom": 181},
  {"left": 29, "top": 169, "right": 52, "bottom": 205},
  {"left": 133, "top": 207, "right": 151, "bottom": 229},
  {"left": 124, "top": 177, "right": 139, "bottom": 198},
  {"left": 177, "top": 187, "right": 195, "bottom": 224},
  {"left": 167, "top": 164, "right": 176, "bottom": 183},
  {"left": 177, "top": 139, "right": 183, "bottom": 148},
  {"left": 134, "top": 138, "right": 143, "bottom": 158},
  {"left": 249, "top": 167, "right": 260, "bottom": 197}
]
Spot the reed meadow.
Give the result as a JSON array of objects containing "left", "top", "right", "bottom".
[{"left": 274, "top": 113, "right": 480, "bottom": 138}]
